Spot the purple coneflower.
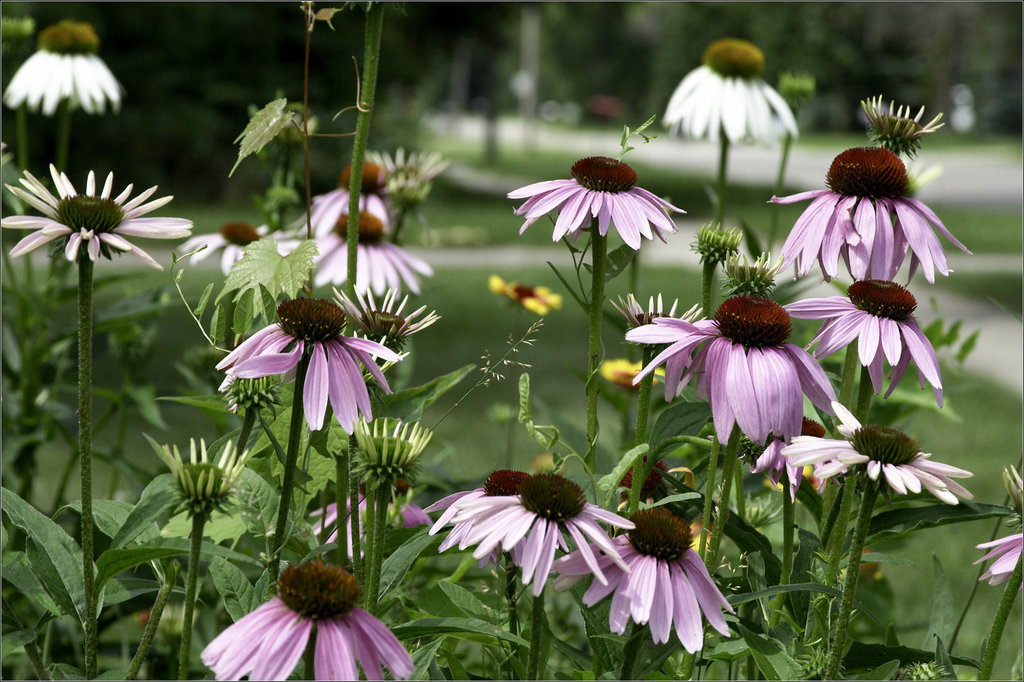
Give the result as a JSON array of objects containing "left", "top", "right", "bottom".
[
  {"left": 627, "top": 296, "right": 836, "bottom": 443},
  {"left": 216, "top": 298, "right": 400, "bottom": 433},
  {"left": 309, "top": 162, "right": 390, "bottom": 237},
  {"left": 2, "top": 164, "right": 192, "bottom": 268},
  {"left": 507, "top": 156, "right": 683, "bottom": 250},
  {"left": 663, "top": 38, "right": 797, "bottom": 147},
  {"left": 974, "top": 534, "right": 1023, "bottom": 588},
  {"left": 771, "top": 146, "right": 970, "bottom": 283},
  {"left": 786, "top": 279, "right": 943, "bottom": 406},
  {"left": 553, "top": 508, "right": 732, "bottom": 652},
  {"left": 335, "top": 287, "right": 440, "bottom": 352},
  {"left": 782, "top": 401, "right": 972, "bottom": 505},
  {"left": 752, "top": 417, "right": 826, "bottom": 501},
  {"left": 314, "top": 210, "right": 432, "bottom": 294},
  {"left": 448, "top": 473, "right": 634, "bottom": 596},
  {"left": 200, "top": 561, "right": 412, "bottom": 680}
]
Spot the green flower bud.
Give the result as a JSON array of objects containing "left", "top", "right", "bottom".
[{"left": 693, "top": 223, "right": 742, "bottom": 265}]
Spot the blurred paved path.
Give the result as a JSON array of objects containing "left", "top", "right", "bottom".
[{"left": 417, "top": 115, "right": 1023, "bottom": 396}]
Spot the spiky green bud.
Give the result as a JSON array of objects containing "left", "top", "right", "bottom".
[{"left": 693, "top": 224, "right": 742, "bottom": 265}]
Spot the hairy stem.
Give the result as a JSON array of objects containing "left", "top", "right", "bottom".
[
  {"left": 78, "top": 256, "right": 98, "bottom": 679},
  {"left": 701, "top": 259, "right": 717, "bottom": 326},
  {"left": 584, "top": 225, "right": 608, "bottom": 473},
  {"left": 366, "top": 482, "right": 390, "bottom": 614},
  {"left": 177, "top": 514, "right": 207, "bottom": 679},
  {"left": 619, "top": 622, "right": 644, "bottom": 680},
  {"left": 978, "top": 558, "right": 1023, "bottom": 680},
  {"left": 768, "top": 474, "right": 796, "bottom": 628},
  {"left": 55, "top": 99, "right": 71, "bottom": 173},
  {"left": 698, "top": 437, "right": 722, "bottom": 560},
  {"left": 705, "top": 428, "right": 740, "bottom": 573},
  {"left": 349, "top": 435, "right": 364, "bottom": 585},
  {"left": 526, "top": 588, "right": 547, "bottom": 680},
  {"left": 335, "top": 452, "right": 349, "bottom": 568},
  {"left": 824, "top": 477, "right": 856, "bottom": 586},
  {"left": 269, "top": 354, "right": 310, "bottom": 586},
  {"left": 949, "top": 500, "right": 1010, "bottom": 649},
  {"left": 126, "top": 562, "right": 179, "bottom": 680},
  {"left": 2, "top": 598, "right": 50, "bottom": 680}
]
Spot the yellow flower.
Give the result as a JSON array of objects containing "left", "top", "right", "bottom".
[
  {"left": 599, "top": 358, "right": 663, "bottom": 390},
  {"left": 489, "top": 275, "right": 562, "bottom": 315}
]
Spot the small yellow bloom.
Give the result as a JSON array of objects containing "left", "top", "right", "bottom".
[
  {"left": 489, "top": 275, "right": 562, "bottom": 315},
  {"left": 599, "top": 358, "right": 663, "bottom": 390}
]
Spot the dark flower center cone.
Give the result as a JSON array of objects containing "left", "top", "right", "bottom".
[
  {"left": 628, "top": 508, "right": 692, "bottom": 561},
  {"left": 484, "top": 469, "right": 530, "bottom": 496},
  {"left": 702, "top": 38, "right": 765, "bottom": 78},
  {"left": 39, "top": 19, "right": 100, "bottom": 55},
  {"left": 277, "top": 298, "right": 347, "bottom": 342},
  {"left": 852, "top": 425, "right": 920, "bottom": 466},
  {"left": 848, "top": 280, "right": 917, "bottom": 321},
  {"left": 801, "top": 417, "right": 826, "bottom": 438},
  {"left": 825, "top": 147, "right": 909, "bottom": 198},
  {"left": 570, "top": 156, "right": 637, "bottom": 193},
  {"left": 56, "top": 195, "right": 124, "bottom": 234},
  {"left": 714, "top": 296, "right": 791, "bottom": 348},
  {"left": 278, "top": 561, "right": 360, "bottom": 619},
  {"left": 219, "top": 221, "right": 261, "bottom": 246},
  {"left": 519, "top": 473, "right": 585, "bottom": 521}
]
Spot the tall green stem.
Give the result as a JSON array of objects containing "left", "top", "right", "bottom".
[
  {"left": 824, "top": 478, "right": 856, "bottom": 586},
  {"left": 335, "top": 452, "right": 349, "bottom": 567},
  {"left": 3, "top": 598, "right": 49, "bottom": 680},
  {"left": 767, "top": 132, "right": 794, "bottom": 249},
  {"left": 701, "top": 259, "right": 717, "bottom": 325},
  {"left": 236, "top": 408, "right": 257, "bottom": 458},
  {"left": 698, "top": 437, "right": 721, "bottom": 560},
  {"left": 365, "top": 482, "right": 390, "bottom": 614},
  {"left": 824, "top": 478, "right": 878, "bottom": 680},
  {"left": 505, "top": 556, "right": 521, "bottom": 674},
  {"left": 526, "top": 588, "right": 547, "bottom": 680},
  {"left": 619, "top": 622, "right": 644, "bottom": 680},
  {"left": 126, "top": 562, "right": 179, "bottom": 680},
  {"left": 55, "top": 99, "right": 71, "bottom": 173},
  {"left": 854, "top": 365, "right": 873, "bottom": 423},
  {"left": 78, "top": 256, "right": 97, "bottom": 679},
  {"left": 949, "top": 505, "right": 1010, "bottom": 649},
  {"left": 632, "top": 346, "right": 656, "bottom": 449},
  {"left": 345, "top": 3, "right": 385, "bottom": 300},
  {"left": 177, "top": 514, "right": 207, "bottom": 679},
  {"left": 978, "top": 558, "right": 1023, "bottom": 680},
  {"left": 837, "top": 342, "right": 860, "bottom": 409},
  {"left": 714, "top": 133, "right": 730, "bottom": 228},
  {"left": 706, "top": 428, "right": 740, "bottom": 573},
  {"left": 584, "top": 226, "right": 608, "bottom": 473},
  {"left": 16, "top": 104, "right": 28, "bottom": 172},
  {"left": 269, "top": 354, "right": 310, "bottom": 586},
  {"left": 768, "top": 473, "right": 796, "bottom": 628}
]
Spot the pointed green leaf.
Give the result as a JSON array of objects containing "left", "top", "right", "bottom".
[
  {"left": 867, "top": 502, "right": 1011, "bottom": 543},
  {"left": 210, "top": 302, "right": 227, "bottom": 345},
  {"left": 193, "top": 282, "right": 214, "bottom": 317},
  {"left": 855, "top": 659, "right": 901, "bottom": 680},
  {"left": 209, "top": 557, "right": 261, "bottom": 622},
  {"left": 390, "top": 617, "right": 528, "bottom": 646},
  {"left": 648, "top": 401, "right": 711, "bottom": 455},
  {"left": 737, "top": 623, "right": 803, "bottom": 680},
  {"left": 379, "top": 528, "right": 442, "bottom": 600},
  {"left": 230, "top": 98, "right": 295, "bottom": 177},
  {"left": 923, "top": 554, "right": 953, "bottom": 650},
  {"left": 378, "top": 364, "right": 475, "bottom": 423}
]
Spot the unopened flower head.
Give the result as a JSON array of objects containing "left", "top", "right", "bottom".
[
  {"left": 664, "top": 38, "right": 797, "bottom": 146},
  {"left": 3, "top": 19, "right": 122, "bottom": 116},
  {"left": 223, "top": 375, "right": 281, "bottom": 414},
  {"left": 354, "top": 417, "right": 433, "bottom": 486},
  {"left": 902, "top": 662, "right": 945, "bottom": 681},
  {"left": 1005, "top": 465, "right": 1023, "bottom": 517},
  {"left": 613, "top": 293, "right": 696, "bottom": 329},
  {"left": 158, "top": 438, "right": 249, "bottom": 517},
  {"left": 722, "top": 252, "right": 783, "bottom": 298},
  {"left": 861, "top": 95, "right": 944, "bottom": 159},
  {"left": 1, "top": 16, "right": 35, "bottom": 52},
  {"left": 367, "top": 148, "right": 449, "bottom": 210},
  {"left": 489, "top": 275, "right": 562, "bottom": 315},
  {"left": 2, "top": 165, "right": 192, "bottom": 269},
  {"left": 777, "top": 71, "right": 816, "bottom": 113},
  {"left": 693, "top": 223, "right": 742, "bottom": 265},
  {"left": 335, "top": 287, "right": 439, "bottom": 353}
]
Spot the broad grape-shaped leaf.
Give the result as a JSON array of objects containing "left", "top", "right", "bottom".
[{"left": 229, "top": 98, "right": 295, "bottom": 177}]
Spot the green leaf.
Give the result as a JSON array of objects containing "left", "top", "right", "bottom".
[
  {"left": 648, "top": 401, "right": 711, "bottom": 455},
  {"left": 923, "top": 554, "right": 953, "bottom": 650},
  {"left": 56, "top": 499, "right": 132, "bottom": 540},
  {"left": 209, "top": 302, "right": 227, "bottom": 345},
  {"left": 379, "top": 528, "right": 442, "bottom": 599},
  {"left": 855, "top": 659, "right": 901, "bottom": 680},
  {"left": 410, "top": 636, "right": 447, "bottom": 680},
  {"left": 597, "top": 444, "right": 647, "bottom": 498},
  {"left": 934, "top": 635, "right": 957, "bottom": 680},
  {"left": 436, "top": 581, "right": 499, "bottom": 623},
  {"left": 219, "top": 238, "right": 317, "bottom": 308},
  {"left": 638, "top": 492, "right": 701, "bottom": 509},
  {"left": 157, "top": 394, "right": 230, "bottom": 412},
  {"left": 233, "top": 468, "right": 281, "bottom": 543},
  {"left": 2, "top": 488, "right": 85, "bottom": 622},
  {"left": 737, "top": 624, "right": 803, "bottom": 680},
  {"left": 230, "top": 98, "right": 295, "bottom": 177},
  {"left": 193, "top": 282, "right": 214, "bottom": 317},
  {"left": 95, "top": 537, "right": 261, "bottom": 593},
  {"left": 125, "top": 384, "right": 168, "bottom": 429},
  {"left": 390, "top": 617, "right": 528, "bottom": 646},
  {"left": 232, "top": 285, "right": 255, "bottom": 337},
  {"left": 2, "top": 550, "right": 61, "bottom": 616},
  {"left": 209, "top": 557, "right": 262, "bottom": 622},
  {"left": 379, "top": 364, "right": 475, "bottom": 423},
  {"left": 843, "top": 642, "right": 979, "bottom": 672},
  {"left": 111, "top": 474, "right": 177, "bottom": 548},
  {"left": 727, "top": 582, "right": 883, "bottom": 627},
  {"left": 604, "top": 244, "right": 637, "bottom": 283},
  {"left": 866, "top": 502, "right": 1011, "bottom": 543}
]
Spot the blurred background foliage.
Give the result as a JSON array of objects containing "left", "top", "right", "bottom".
[{"left": 2, "top": 2, "right": 1021, "bottom": 201}]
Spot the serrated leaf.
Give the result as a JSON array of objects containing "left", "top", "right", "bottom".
[
  {"left": 230, "top": 98, "right": 295, "bottom": 177},
  {"left": 218, "top": 238, "right": 317, "bottom": 308},
  {"left": 436, "top": 581, "right": 499, "bottom": 623},
  {"left": 648, "top": 401, "right": 711, "bottom": 455},
  {"left": 232, "top": 286, "right": 255, "bottom": 337},
  {"left": 56, "top": 499, "right": 133, "bottom": 540},
  {"left": 209, "top": 557, "right": 263, "bottom": 622},
  {"left": 210, "top": 302, "right": 227, "bottom": 345},
  {"left": 2, "top": 550, "right": 61, "bottom": 616},
  {"left": 95, "top": 537, "right": 261, "bottom": 592}
]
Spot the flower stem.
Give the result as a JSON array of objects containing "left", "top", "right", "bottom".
[
  {"left": 345, "top": 3, "right": 385, "bottom": 301},
  {"left": 632, "top": 346, "right": 656, "bottom": 449},
  {"left": 177, "top": 514, "right": 207, "bottom": 680},
  {"left": 526, "top": 588, "right": 547, "bottom": 680},
  {"left": 714, "top": 133, "right": 730, "bottom": 228},
  {"left": 701, "top": 259, "right": 718, "bottom": 326},
  {"left": 824, "top": 477, "right": 856, "bottom": 586},
  {"left": 55, "top": 99, "right": 71, "bottom": 173},
  {"left": 978, "top": 557, "right": 1023, "bottom": 680},
  {"left": 698, "top": 437, "right": 721, "bottom": 560},
  {"left": 768, "top": 473, "right": 796, "bottom": 628},
  {"left": 269, "top": 354, "right": 311, "bottom": 586},
  {"left": 767, "top": 131, "right": 794, "bottom": 249},
  {"left": 824, "top": 478, "right": 878, "bottom": 680},
  {"left": 126, "top": 561, "right": 179, "bottom": 680},
  {"left": 335, "top": 452, "right": 349, "bottom": 568},
  {"left": 304, "top": 627, "right": 316, "bottom": 679},
  {"left": 706, "top": 428, "right": 740, "bottom": 572},
  {"left": 2, "top": 598, "right": 49, "bottom": 680},
  {"left": 237, "top": 407, "right": 257, "bottom": 454},
  {"left": 365, "top": 482, "right": 390, "bottom": 614},
  {"left": 837, "top": 342, "right": 860, "bottom": 409},
  {"left": 349, "top": 435, "right": 364, "bottom": 585},
  {"left": 16, "top": 104, "right": 28, "bottom": 172},
  {"left": 78, "top": 256, "right": 98, "bottom": 680},
  {"left": 584, "top": 225, "right": 608, "bottom": 474},
  {"left": 949, "top": 503, "right": 1010, "bottom": 649},
  {"left": 854, "top": 365, "right": 873, "bottom": 424}
]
